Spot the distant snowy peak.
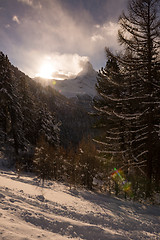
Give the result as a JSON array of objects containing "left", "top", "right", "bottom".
[
  {"left": 53, "top": 61, "right": 98, "bottom": 98},
  {"left": 77, "top": 61, "right": 97, "bottom": 77}
]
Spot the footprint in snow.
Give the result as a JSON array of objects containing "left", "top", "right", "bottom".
[
  {"left": 36, "top": 195, "right": 45, "bottom": 202},
  {"left": 0, "top": 193, "right": 5, "bottom": 199}
]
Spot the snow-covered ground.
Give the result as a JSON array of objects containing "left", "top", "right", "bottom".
[{"left": 0, "top": 170, "right": 160, "bottom": 240}]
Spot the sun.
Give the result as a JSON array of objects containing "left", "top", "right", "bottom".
[{"left": 37, "top": 61, "right": 54, "bottom": 79}]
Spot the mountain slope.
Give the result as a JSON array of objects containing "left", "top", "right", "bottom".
[
  {"left": 53, "top": 62, "right": 98, "bottom": 98},
  {"left": 0, "top": 170, "right": 160, "bottom": 240},
  {"left": 0, "top": 52, "right": 94, "bottom": 158}
]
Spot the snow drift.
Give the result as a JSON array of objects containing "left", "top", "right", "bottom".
[{"left": 0, "top": 170, "right": 160, "bottom": 240}]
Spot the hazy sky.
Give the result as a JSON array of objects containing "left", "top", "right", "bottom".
[{"left": 0, "top": 0, "right": 128, "bottom": 79}]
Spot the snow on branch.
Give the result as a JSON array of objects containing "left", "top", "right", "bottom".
[
  {"left": 105, "top": 136, "right": 122, "bottom": 141},
  {"left": 151, "top": 82, "right": 160, "bottom": 89},
  {"left": 130, "top": 136, "right": 148, "bottom": 145},
  {"left": 105, "top": 126, "right": 147, "bottom": 136},
  {"left": 97, "top": 149, "right": 128, "bottom": 154},
  {"left": 100, "top": 92, "right": 148, "bottom": 102},
  {"left": 93, "top": 139, "right": 118, "bottom": 146},
  {"left": 94, "top": 106, "right": 112, "bottom": 116},
  {"left": 112, "top": 108, "right": 149, "bottom": 120},
  {"left": 136, "top": 150, "right": 148, "bottom": 159}
]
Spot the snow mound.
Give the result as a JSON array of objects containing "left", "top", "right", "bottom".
[{"left": 0, "top": 170, "right": 160, "bottom": 240}]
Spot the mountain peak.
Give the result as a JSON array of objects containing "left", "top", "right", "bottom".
[
  {"left": 78, "top": 61, "right": 97, "bottom": 77},
  {"left": 53, "top": 61, "right": 98, "bottom": 98}
]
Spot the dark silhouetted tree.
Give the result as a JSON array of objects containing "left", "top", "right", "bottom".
[{"left": 94, "top": 0, "right": 160, "bottom": 198}]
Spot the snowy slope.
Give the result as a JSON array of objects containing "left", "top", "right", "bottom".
[
  {"left": 53, "top": 62, "right": 98, "bottom": 98},
  {"left": 0, "top": 170, "right": 160, "bottom": 240}
]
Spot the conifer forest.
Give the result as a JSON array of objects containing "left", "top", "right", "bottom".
[{"left": 0, "top": 0, "right": 160, "bottom": 202}]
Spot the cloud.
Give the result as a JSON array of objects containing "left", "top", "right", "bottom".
[
  {"left": 52, "top": 72, "right": 71, "bottom": 80},
  {"left": 2, "top": 0, "right": 127, "bottom": 77},
  {"left": 17, "top": 0, "right": 33, "bottom": 6},
  {"left": 12, "top": 15, "right": 20, "bottom": 24},
  {"left": 35, "top": 53, "right": 89, "bottom": 79},
  {"left": 13, "top": 0, "right": 94, "bottom": 57},
  {"left": 91, "top": 34, "right": 104, "bottom": 42},
  {"left": 14, "top": 0, "right": 120, "bottom": 64},
  {"left": 17, "top": 0, "right": 42, "bottom": 8},
  {"left": 91, "top": 22, "right": 120, "bottom": 48},
  {"left": 5, "top": 24, "right": 11, "bottom": 29},
  {"left": 87, "top": 21, "right": 121, "bottom": 69}
]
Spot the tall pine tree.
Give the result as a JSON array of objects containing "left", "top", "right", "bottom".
[{"left": 95, "top": 0, "right": 160, "bottom": 197}]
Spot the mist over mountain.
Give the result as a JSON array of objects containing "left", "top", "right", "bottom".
[
  {"left": 53, "top": 61, "right": 98, "bottom": 98},
  {"left": 34, "top": 61, "right": 98, "bottom": 111}
]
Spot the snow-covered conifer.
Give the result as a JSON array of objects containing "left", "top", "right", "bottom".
[{"left": 94, "top": 0, "right": 160, "bottom": 197}]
